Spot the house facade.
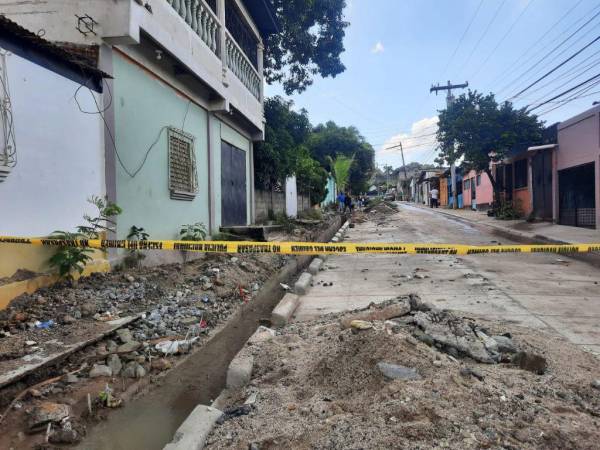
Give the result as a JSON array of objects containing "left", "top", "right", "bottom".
[
  {"left": 555, "top": 105, "right": 600, "bottom": 228},
  {"left": 0, "top": 17, "right": 112, "bottom": 306},
  {"left": 462, "top": 169, "right": 493, "bottom": 210},
  {"left": 1, "top": 0, "right": 278, "bottom": 241}
]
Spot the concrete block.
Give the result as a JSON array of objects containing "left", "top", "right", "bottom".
[
  {"left": 318, "top": 254, "right": 328, "bottom": 262},
  {"left": 163, "top": 404, "right": 222, "bottom": 450},
  {"left": 335, "top": 232, "right": 342, "bottom": 239},
  {"left": 294, "top": 272, "right": 313, "bottom": 295},
  {"left": 331, "top": 236, "right": 339, "bottom": 243},
  {"left": 308, "top": 258, "right": 323, "bottom": 276},
  {"left": 271, "top": 293, "right": 300, "bottom": 327},
  {"left": 226, "top": 353, "right": 254, "bottom": 389},
  {"left": 247, "top": 325, "right": 276, "bottom": 345}
]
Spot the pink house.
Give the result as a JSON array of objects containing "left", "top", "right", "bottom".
[
  {"left": 554, "top": 104, "right": 600, "bottom": 228},
  {"left": 462, "top": 169, "right": 493, "bottom": 210}
]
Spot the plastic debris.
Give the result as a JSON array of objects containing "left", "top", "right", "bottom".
[{"left": 34, "top": 320, "right": 55, "bottom": 329}]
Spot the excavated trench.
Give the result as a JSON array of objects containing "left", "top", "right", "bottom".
[{"left": 78, "top": 218, "right": 342, "bottom": 450}]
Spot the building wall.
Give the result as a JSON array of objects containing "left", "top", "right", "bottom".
[
  {"left": 254, "top": 190, "right": 285, "bottom": 223},
  {"left": 0, "top": 51, "right": 105, "bottom": 236},
  {"left": 113, "top": 51, "right": 210, "bottom": 240},
  {"left": 556, "top": 106, "right": 600, "bottom": 227},
  {"left": 462, "top": 170, "right": 493, "bottom": 208}
]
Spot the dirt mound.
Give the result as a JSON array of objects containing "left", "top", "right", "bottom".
[{"left": 206, "top": 299, "right": 600, "bottom": 450}]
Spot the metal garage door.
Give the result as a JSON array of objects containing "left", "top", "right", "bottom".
[
  {"left": 558, "top": 162, "right": 595, "bottom": 228},
  {"left": 221, "top": 141, "right": 247, "bottom": 226}
]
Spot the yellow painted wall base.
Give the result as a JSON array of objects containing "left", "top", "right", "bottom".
[{"left": 0, "top": 241, "right": 110, "bottom": 309}]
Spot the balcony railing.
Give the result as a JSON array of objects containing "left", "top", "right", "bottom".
[
  {"left": 166, "top": 0, "right": 220, "bottom": 56},
  {"left": 166, "top": 0, "right": 261, "bottom": 100},
  {"left": 226, "top": 32, "right": 260, "bottom": 99}
]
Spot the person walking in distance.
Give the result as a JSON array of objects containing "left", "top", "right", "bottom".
[
  {"left": 337, "top": 191, "right": 346, "bottom": 212},
  {"left": 430, "top": 187, "right": 439, "bottom": 208}
]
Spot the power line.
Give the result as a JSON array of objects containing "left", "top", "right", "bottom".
[
  {"left": 441, "top": 0, "right": 484, "bottom": 77},
  {"left": 499, "top": 8, "right": 600, "bottom": 98},
  {"left": 527, "top": 71, "right": 600, "bottom": 112},
  {"left": 458, "top": 0, "right": 507, "bottom": 78},
  {"left": 536, "top": 80, "right": 600, "bottom": 116},
  {"left": 509, "top": 34, "right": 600, "bottom": 101},
  {"left": 485, "top": 0, "right": 588, "bottom": 91},
  {"left": 470, "top": 0, "right": 535, "bottom": 80}
]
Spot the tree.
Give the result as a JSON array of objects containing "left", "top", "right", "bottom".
[
  {"left": 308, "top": 121, "right": 375, "bottom": 193},
  {"left": 327, "top": 154, "right": 354, "bottom": 192},
  {"left": 254, "top": 96, "right": 328, "bottom": 204},
  {"left": 254, "top": 96, "right": 311, "bottom": 190},
  {"left": 436, "top": 90, "right": 544, "bottom": 205},
  {"left": 266, "top": 0, "right": 348, "bottom": 94}
]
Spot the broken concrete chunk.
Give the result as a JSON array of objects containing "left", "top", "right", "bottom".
[
  {"left": 377, "top": 362, "right": 421, "bottom": 381},
  {"left": 492, "top": 335, "right": 517, "bottom": 353},
  {"left": 116, "top": 328, "right": 134, "bottom": 344},
  {"left": 340, "top": 300, "right": 411, "bottom": 329},
  {"left": 122, "top": 361, "right": 146, "bottom": 378},
  {"left": 107, "top": 354, "right": 122, "bottom": 376},
  {"left": 89, "top": 364, "right": 112, "bottom": 378},
  {"left": 28, "top": 402, "right": 72, "bottom": 431},
  {"left": 117, "top": 341, "right": 141, "bottom": 354}
]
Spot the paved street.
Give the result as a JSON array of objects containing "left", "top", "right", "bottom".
[{"left": 294, "top": 203, "right": 600, "bottom": 356}]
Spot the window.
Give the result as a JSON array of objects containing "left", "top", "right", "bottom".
[
  {"left": 476, "top": 174, "right": 481, "bottom": 186},
  {"left": 514, "top": 159, "right": 528, "bottom": 189},
  {"left": 168, "top": 127, "right": 198, "bottom": 201}
]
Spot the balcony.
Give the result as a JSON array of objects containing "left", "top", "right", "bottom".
[{"left": 165, "top": 0, "right": 262, "bottom": 101}]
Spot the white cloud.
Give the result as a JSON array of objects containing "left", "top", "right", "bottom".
[
  {"left": 371, "top": 41, "right": 385, "bottom": 54},
  {"left": 376, "top": 116, "right": 439, "bottom": 165}
]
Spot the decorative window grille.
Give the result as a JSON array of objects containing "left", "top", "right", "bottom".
[{"left": 168, "top": 127, "right": 198, "bottom": 201}]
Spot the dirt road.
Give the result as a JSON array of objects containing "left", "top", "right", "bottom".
[{"left": 295, "top": 202, "right": 600, "bottom": 356}]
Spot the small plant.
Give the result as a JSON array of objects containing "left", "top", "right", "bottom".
[
  {"left": 48, "top": 196, "right": 122, "bottom": 281},
  {"left": 179, "top": 222, "right": 208, "bottom": 265},
  {"left": 47, "top": 231, "right": 94, "bottom": 281},
  {"left": 274, "top": 212, "right": 295, "bottom": 233},
  {"left": 298, "top": 208, "right": 323, "bottom": 221},
  {"left": 180, "top": 222, "right": 208, "bottom": 241},
  {"left": 124, "top": 225, "right": 149, "bottom": 269},
  {"left": 77, "top": 195, "right": 123, "bottom": 238},
  {"left": 494, "top": 199, "right": 522, "bottom": 220}
]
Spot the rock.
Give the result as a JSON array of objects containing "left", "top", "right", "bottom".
[
  {"left": 413, "top": 329, "right": 434, "bottom": 346},
  {"left": 80, "top": 302, "right": 97, "bottom": 317},
  {"left": 476, "top": 330, "right": 499, "bottom": 353},
  {"left": 122, "top": 361, "right": 146, "bottom": 378},
  {"left": 591, "top": 379, "right": 600, "bottom": 390},
  {"left": 116, "top": 328, "right": 134, "bottom": 343},
  {"left": 180, "top": 317, "right": 199, "bottom": 326},
  {"left": 49, "top": 427, "right": 82, "bottom": 445},
  {"left": 28, "top": 402, "right": 72, "bottom": 431},
  {"left": 107, "top": 354, "right": 122, "bottom": 376},
  {"left": 512, "top": 352, "right": 547, "bottom": 375},
  {"left": 64, "top": 374, "right": 79, "bottom": 384},
  {"left": 106, "top": 339, "right": 118, "bottom": 353},
  {"left": 89, "top": 364, "right": 112, "bottom": 378},
  {"left": 25, "top": 340, "right": 36, "bottom": 346},
  {"left": 29, "top": 388, "right": 42, "bottom": 398},
  {"left": 62, "top": 314, "right": 76, "bottom": 324},
  {"left": 492, "top": 335, "right": 517, "bottom": 353},
  {"left": 117, "top": 341, "right": 141, "bottom": 353},
  {"left": 350, "top": 320, "right": 373, "bottom": 331},
  {"left": 151, "top": 358, "right": 172, "bottom": 371},
  {"left": 230, "top": 257, "right": 239, "bottom": 263},
  {"left": 377, "top": 362, "right": 421, "bottom": 380},
  {"left": 433, "top": 360, "right": 442, "bottom": 367},
  {"left": 126, "top": 275, "right": 135, "bottom": 283},
  {"left": 459, "top": 367, "right": 485, "bottom": 381}
]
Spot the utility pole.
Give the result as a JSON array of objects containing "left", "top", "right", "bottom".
[
  {"left": 383, "top": 141, "right": 408, "bottom": 200},
  {"left": 430, "top": 80, "right": 468, "bottom": 209}
]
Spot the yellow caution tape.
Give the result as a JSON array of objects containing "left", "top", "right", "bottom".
[{"left": 1, "top": 236, "right": 599, "bottom": 256}]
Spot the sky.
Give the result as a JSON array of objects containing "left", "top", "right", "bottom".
[{"left": 266, "top": 0, "right": 600, "bottom": 170}]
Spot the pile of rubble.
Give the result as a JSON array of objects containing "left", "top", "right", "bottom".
[
  {"left": 0, "top": 252, "right": 286, "bottom": 448},
  {"left": 206, "top": 296, "right": 600, "bottom": 449}
]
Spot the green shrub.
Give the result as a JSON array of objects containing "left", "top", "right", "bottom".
[
  {"left": 124, "top": 225, "right": 149, "bottom": 269},
  {"left": 47, "top": 231, "right": 94, "bottom": 280},
  {"left": 298, "top": 208, "right": 323, "bottom": 221}
]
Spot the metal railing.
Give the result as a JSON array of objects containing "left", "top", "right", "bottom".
[
  {"left": 226, "top": 32, "right": 261, "bottom": 99},
  {"left": 166, "top": 0, "right": 220, "bottom": 56}
]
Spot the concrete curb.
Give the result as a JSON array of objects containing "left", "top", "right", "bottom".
[
  {"left": 307, "top": 257, "right": 323, "bottom": 275},
  {"left": 163, "top": 404, "right": 223, "bottom": 450},
  {"left": 271, "top": 293, "right": 300, "bottom": 327},
  {"left": 226, "top": 353, "right": 254, "bottom": 389},
  {"left": 294, "top": 272, "right": 313, "bottom": 295}
]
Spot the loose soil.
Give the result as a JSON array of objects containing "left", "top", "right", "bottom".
[{"left": 206, "top": 299, "right": 600, "bottom": 450}]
